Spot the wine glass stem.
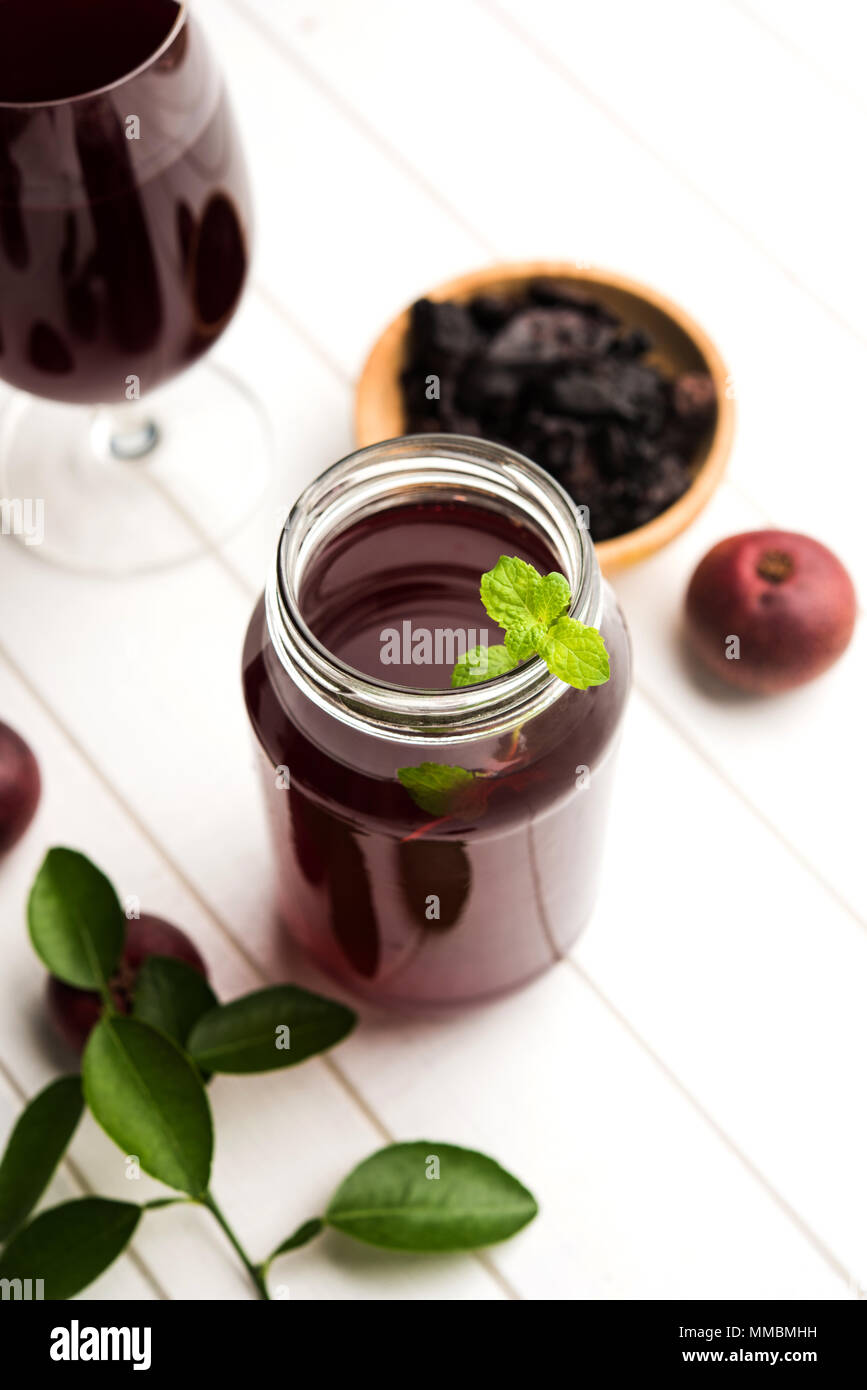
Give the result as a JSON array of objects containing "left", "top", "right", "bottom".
[{"left": 90, "top": 404, "right": 160, "bottom": 463}]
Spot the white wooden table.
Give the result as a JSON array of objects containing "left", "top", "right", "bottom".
[{"left": 1, "top": 0, "right": 865, "bottom": 1300}]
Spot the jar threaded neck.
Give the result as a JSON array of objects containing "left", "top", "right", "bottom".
[{"left": 266, "top": 435, "right": 602, "bottom": 745}]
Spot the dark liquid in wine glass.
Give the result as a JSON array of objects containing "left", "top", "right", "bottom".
[{"left": 0, "top": 0, "right": 251, "bottom": 404}]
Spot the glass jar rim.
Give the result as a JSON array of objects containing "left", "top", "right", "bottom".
[{"left": 265, "top": 435, "right": 603, "bottom": 745}]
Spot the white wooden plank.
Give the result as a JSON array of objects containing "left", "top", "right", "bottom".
[
  {"left": 734, "top": 0, "right": 867, "bottom": 123},
  {"left": 331, "top": 969, "right": 851, "bottom": 1299},
  {"left": 482, "top": 0, "right": 867, "bottom": 334},
  {"left": 582, "top": 693, "right": 867, "bottom": 1285}
]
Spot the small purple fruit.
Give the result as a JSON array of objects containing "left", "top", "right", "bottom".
[
  {"left": 685, "top": 530, "right": 857, "bottom": 693},
  {"left": 0, "top": 721, "right": 41, "bottom": 854},
  {"left": 46, "top": 914, "right": 208, "bottom": 1053}
]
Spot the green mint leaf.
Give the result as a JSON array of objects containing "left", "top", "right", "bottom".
[
  {"left": 0, "top": 1076, "right": 83, "bottom": 1243},
  {"left": 480, "top": 555, "right": 543, "bottom": 632},
  {"left": 451, "top": 643, "right": 516, "bottom": 687},
  {"left": 27, "top": 848, "right": 125, "bottom": 990},
  {"left": 83, "top": 1017, "right": 213, "bottom": 1196},
  {"left": 266, "top": 1217, "right": 324, "bottom": 1263},
  {"left": 187, "top": 985, "right": 356, "bottom": 1074},
  {"left": 0, "top": 1197, "right": 141, "bottom": 1300},
  {"left": 324, "top": 1141, "right": 538, "bottom": 1252},
  {"left": 534, "top": 570, "right": 571, "bottom": 627},
  {"left": 397, "top": 763, "right": 477, "bottom": 817},
  {"left": 537, "top": 616, "right": 610, "bottom": 689},
  {"left": 480, "top": 557, "right": 570, "bottom": 635},
  {"left": 133, "top": 955, "right": 218, "bottom": 1052},
  {"left": 504, "top": 622, "right": 544, "bottom": 663}
]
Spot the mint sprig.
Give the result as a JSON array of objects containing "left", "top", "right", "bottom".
[
  {"left": 399, "top": 557, "right": 611, "bottom": 815},
  {"left": 447, "top": 556, "right": 609, "bottom": 691},
  {"left": 476, "top": 556, "right": 609, "bottom": 690},
  {"left": 481, "top": 556, "right": 569, "bottom": 635}
]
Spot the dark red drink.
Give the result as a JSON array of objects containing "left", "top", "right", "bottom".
[
  {"left": 299, "top": 501, "right": 557, "bottom": 689},
  {"left": 0, "top": 0, "right": 251, "bottom": 404},
  {"left": 243, "top": 438, "right": 631, "bottom": 1008}
]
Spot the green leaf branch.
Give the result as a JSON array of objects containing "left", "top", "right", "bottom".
[{"left": 0, "top": 849, "right": 538, "bottom": 1300}]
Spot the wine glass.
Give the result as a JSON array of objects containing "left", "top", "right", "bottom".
[{"left": 0, "top": 0, "right": 270, "bottom": 573}]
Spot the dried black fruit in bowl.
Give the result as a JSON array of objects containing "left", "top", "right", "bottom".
[
  {"left": 408, "top": 297, "right": 482, "bottom": 362},
  {"left": 528, "top": 278, "right": 620, "bottom": 324},
  {"left": 468, "top": 293, "right": 514, "bottom": 332},
  {"left": 487, "top": 307, "right": 615, "bottom": 367},
  {"left": 673, "top": 369, "right": 717, "bottom": 425},
  {"left": 400, "top": 279, "right": 717, "bottom": 541}
]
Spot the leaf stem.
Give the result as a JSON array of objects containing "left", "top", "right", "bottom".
[
  {"left": 201, "top": 1191, "right": 270, "bottom": 1300},
  {"left": 400, "top": 815, "right": 451, "bottom": 844},
  {"left": 262, "top": 1217, "right": 324, "bottom": 1272}
]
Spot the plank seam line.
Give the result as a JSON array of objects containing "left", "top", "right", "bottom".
[
  {"left": 568, "top": 962, "right": 857, "bottom": 1293},
  {"left": 226, "top": 0, "right": 867, "bottom": 356},
  {"left": 729, "top": 0, "right": 867, "bottom": 120},
  {"left": 475, "top": 0, "right": 867, "bottom": 356},
  {"left": 230, "top": 0, "right": 500, "bottom": 259},
  {"left": 635, "top": 678, "right": 865, "bottom": 932},
  {"left": 250, "top": 279, "right": 355, "bottom": 385},
  {"left": 320, "top": 1056, "right": 518, "bottom": 1299}
]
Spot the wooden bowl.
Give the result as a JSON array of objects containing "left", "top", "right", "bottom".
[{"left": 355, "top": 261, "right": 736, "bottom": 570}]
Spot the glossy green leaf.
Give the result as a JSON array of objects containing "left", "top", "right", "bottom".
[
  {"left": 397, "top": 763, "right": 477, "bottom": 817},
  {"left": 27, "top": 848, "right": 125, "bottom": 989},
  {"left": 537, "top": 616, "right": 610, "bottom": 689},
  {"left": 451, "top": 643, "right": 516, "bottom": 687},
  {"left": 187, "top": 986, "right": 355, "bottom": 1074},
  {"left": 83, "top": 1017, "right": 212, "bottom": 1196},
  {"left": 504, "top": 621, "right": 543, "bottom": 662},
  {"left": 266, "top": 1218, "right": 324, "bottom": 1263},
  {"left": 0, "top": 1197, "right": 140, "bottom": 1300},
  {"left": 325, "top": 1141, "right": 538, "bottom": 1251},
  {"left": 480, "top": 555, "right": 545, "bottom": 632},
  {"left": 0, "top": 1076, "right": 83, "bottom": 1243},
  {"left": 133, "top": 955, "right": 218, "bottom": 1051}
]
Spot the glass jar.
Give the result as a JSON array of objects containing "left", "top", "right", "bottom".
[{"left": 243, "top": 436, "right": 631, "bottom": 1008}]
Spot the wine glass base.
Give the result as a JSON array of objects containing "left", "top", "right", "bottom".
[{"left": 0, "top": 362, "right": 272, "bottom": 576}]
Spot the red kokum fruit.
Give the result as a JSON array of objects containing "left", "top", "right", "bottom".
[
  {"left": 46, "top": 913, "right": 208, "bottom": 1053},
  {"left": 0, "top": 721, "right": 41, "bottom": 854},
  {"left": 685, "top": 530, "right": 857, "bottom": 694}
]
